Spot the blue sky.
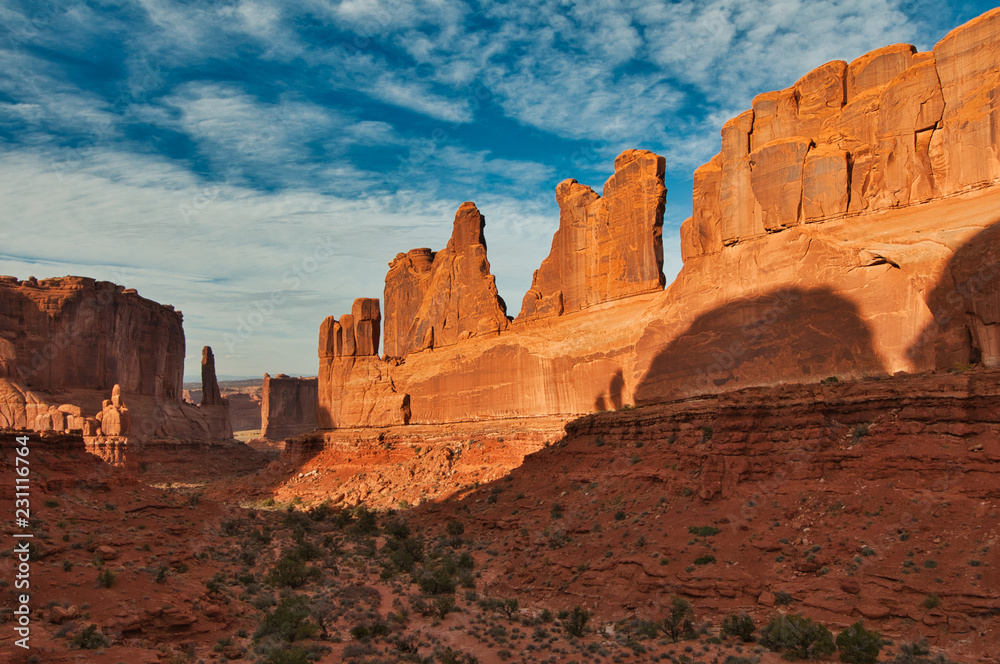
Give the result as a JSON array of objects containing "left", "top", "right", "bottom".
[{"left": 0, "top": 0, "right": 994, "bottom": 380}]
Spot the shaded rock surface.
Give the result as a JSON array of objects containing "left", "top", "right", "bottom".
[
  {"left": 0, "top": 276, "right": 231, "bottom": 439},
  {"left": 260, "top": 373, "right": 318, "bottom": 440}
]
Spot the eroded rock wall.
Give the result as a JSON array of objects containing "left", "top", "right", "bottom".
[
  {"left": 681, "top": 9, "right": 1000, "bottom": 260},
  {"left": 518, "top": 149, "right": 666, "bottom": 321},
  {"left": 260, "top": 374, "right": 318, "bottom": 440},
  {"left": 0, "top": 276, "right": 231, "bottom": 439},
  {"left": 316, "top": 9, "right": 1000, "bottom": 429},
  {"left": 383, "top": 203, "right": 509, "bottom": 357}
]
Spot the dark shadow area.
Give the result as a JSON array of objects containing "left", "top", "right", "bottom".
[
  {"left": 594, "top": 369, "right": 625, "bottom": 411},
  {"left": 634, "top": 287, "right": 885, "bottom": 405},
  {"left": 907, "top": 221, "right": 1000, "bottom": 369}
]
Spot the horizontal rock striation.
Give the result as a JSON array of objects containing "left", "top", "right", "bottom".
[
  {"left": 681, "top": 9, "right": 1000, "bottom": 260},
  {"left": 0, "top": 276, "right": 231, "bottom": 439}
]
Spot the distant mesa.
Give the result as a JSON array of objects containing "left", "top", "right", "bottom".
[
  {"left": 0, "top": 276, "right": 231, "bottom": 440},
  {"left": 260, "top": 373, "right": 318, "bottom": 440}
]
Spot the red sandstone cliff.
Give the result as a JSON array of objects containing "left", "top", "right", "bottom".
[
  {"left": 260, "top": 373, "right": 318, "bottom": 440},
  {"left": 519, "top": 149, "right": 666, "bottom": 321},
  {"left": 313, "top": 8, "right": 1000, "bottom": 428},
  {"left": 383, "top": 202, "right": 510, "bottom": 357},
  {"left": 0, "top": 276, "right": 231, "bottom": 439}
]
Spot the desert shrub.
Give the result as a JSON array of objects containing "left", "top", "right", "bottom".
[
  {"left": 688, "top": 526, "right": 721, "bottom": 537},
  {"left": 891, "top": 638, "right": 956, "bottom": 664},
  {"left": 721, "top": 612, "right": 756, "bottom": 642},
  {"left": 564, "top": 606, "right": 590, "bottom": 637},
  {"left": 96, "top": 569, "right": 115, "bottom": 589},
  {"left": 251, "top": 526, "right": 273, "bottom": 545},
  {"left": 774, "top": 590, "right": 794, "bottom": 605},
  {"left": 417, "top": 567, "right": 457, "bottom": 595},
  {"left": 723, "top": 657, "right": 759, "bottom": 664},
  {"left": 923, "top": 593, "right": 941, "bottom": 609},
  {"left": 446, "top": 519, "right": 465, "bottom": 538},
  {"left": 479, "top": 596, "right": 519, "bottom": 619},
  {"left": 693, "top": 554, "right": 716, "bottom": 565},
  {"left": 759, "top": 614, "right": 835, "bottom": 659},
  {"left": 255, "top": 595, "right": 319, "bottom": 644},
  {"left": 70, "top": 624, "right": 108, "bottom": 650},
  {"left": 265, "top": 647, "right": 312, "bottom": 664},
  {"left": 349, "top": 505, "right": 378, "bottom": 536},
  {"left": 434, "top": 595, "right": 456, "bottom": 618},
  {"left": 384, "top": 534, "right": 425, "bottom": 573},
  {"left": 836, "top": 622, "right": 883, "bottom": 664},
  {"left": 660, "top": 596, "right": 695, "bottom": 642},
  {"left": 436, "top": 646, "right": 479, "bottom": 664},
  {"left": 266, "top": 557, "right": 321, "bottom": 588}
]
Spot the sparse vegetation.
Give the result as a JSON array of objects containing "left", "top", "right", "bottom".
[{"left": 759, "top": 613, "right": 835, "bottom": 659}]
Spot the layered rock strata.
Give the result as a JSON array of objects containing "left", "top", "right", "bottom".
[
  {"left": 681, "top": 9, "right": 1000, "bottom": 258},
  {"left": 0, "top": 276, "right": 231, "bottom": 439},
  {"left": 260, "top": 373, "right": 318, "bottom": 440},
  {"left": 314, "top": 9, "right": 1000, "bottom": 428}
]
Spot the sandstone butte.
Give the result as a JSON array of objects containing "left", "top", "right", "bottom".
[
  {"left": 316, "top": 8, "right": 1000, "bottom": 430},
  {"left": 0, "top": 276, "right": 231, "bottom": 440}
]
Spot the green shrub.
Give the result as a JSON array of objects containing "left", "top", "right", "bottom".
[
  {"left": 759, "top": 614, "right": 835, "bottom": 659},
  {"left": 563, "top": 606, "right": 590, "bottom": 637},
  {"left": 836, "top": 622, "right": 883, "bottom": 664},
  {"left": 96, "top": 569, "right": 115, "bottom": 589},
  {"left": 445, "top": 519, "right": 465, "bottom": 538},
  {"left": 693, "top": 554, "right": 716, "bottom": 565},
  {"left": 688, "top": 526, "right": 721, "bottom": 537},
  {"left": 721, "top": 612, "right": 756, "bottom": 642},
  {"left": 70, "top": 624, "right": 108, "bottom": 650},
  {"left": 660, "top": 596, "right": 695, "bottom": 642},
  {"left": 264, "top": 647, "right": 312, "bottom": 664},
  {"left": 923, "top": 593, "right": 941, "bottom": 609},
  {"left": 255, "top": 595, "right": 319, "bottom": 643},
  {"left": 417, "top": 567, "right": 457, "bottom": 595},
  {"left": 266, "top": 557, "right": 321, "bottom": 588}
]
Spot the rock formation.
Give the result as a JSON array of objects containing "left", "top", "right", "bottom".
[
  {"left": 319, "top": 298, "right": 381, "bottom": 359},
  {"left": 260, "top": 373, "right": 318, "bottom": 440},
  {"left": 200, "top": 346, "right": 224, "bottom": 406},
  {"left": 680, "top": 9, "right": 1000, "bottom": 258},
  {"left": 309, "top": 9, "right": 1000, "bottom": 428},
  {"left": 383, "top": 202, "right": 509, "bottom": 356},
  {"left": 318, "top": 298, "right": 410, "bottom": 429},
  {"left": 96, "top": 384, "right": 131, "bottom": 437},
  {"left": 0, "top": 276, "right": 231, "bottom": 439},
  {"left": 519, "top": 149, "right": 666, "bottom": 321}
]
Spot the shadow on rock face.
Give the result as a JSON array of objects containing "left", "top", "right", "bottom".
[
  {"left": 634, "top": 287, "right": 885, "bottom": 405},
  {"left": 907, "top": 221, "right": 1000, "bottom": 370}
]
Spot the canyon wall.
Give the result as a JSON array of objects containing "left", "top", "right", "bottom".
[
  {"left": 260, "top": 373, "right": 318, "bottom": 440},
  {"left": 317, "top": 8, "right": 1000, "bottom": 428},
  {"left": 518, "top": 149, "right": 666, "bottom": 321},
  {"left": 0, "top": 276, "right": 231, "bottom": 439}
]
